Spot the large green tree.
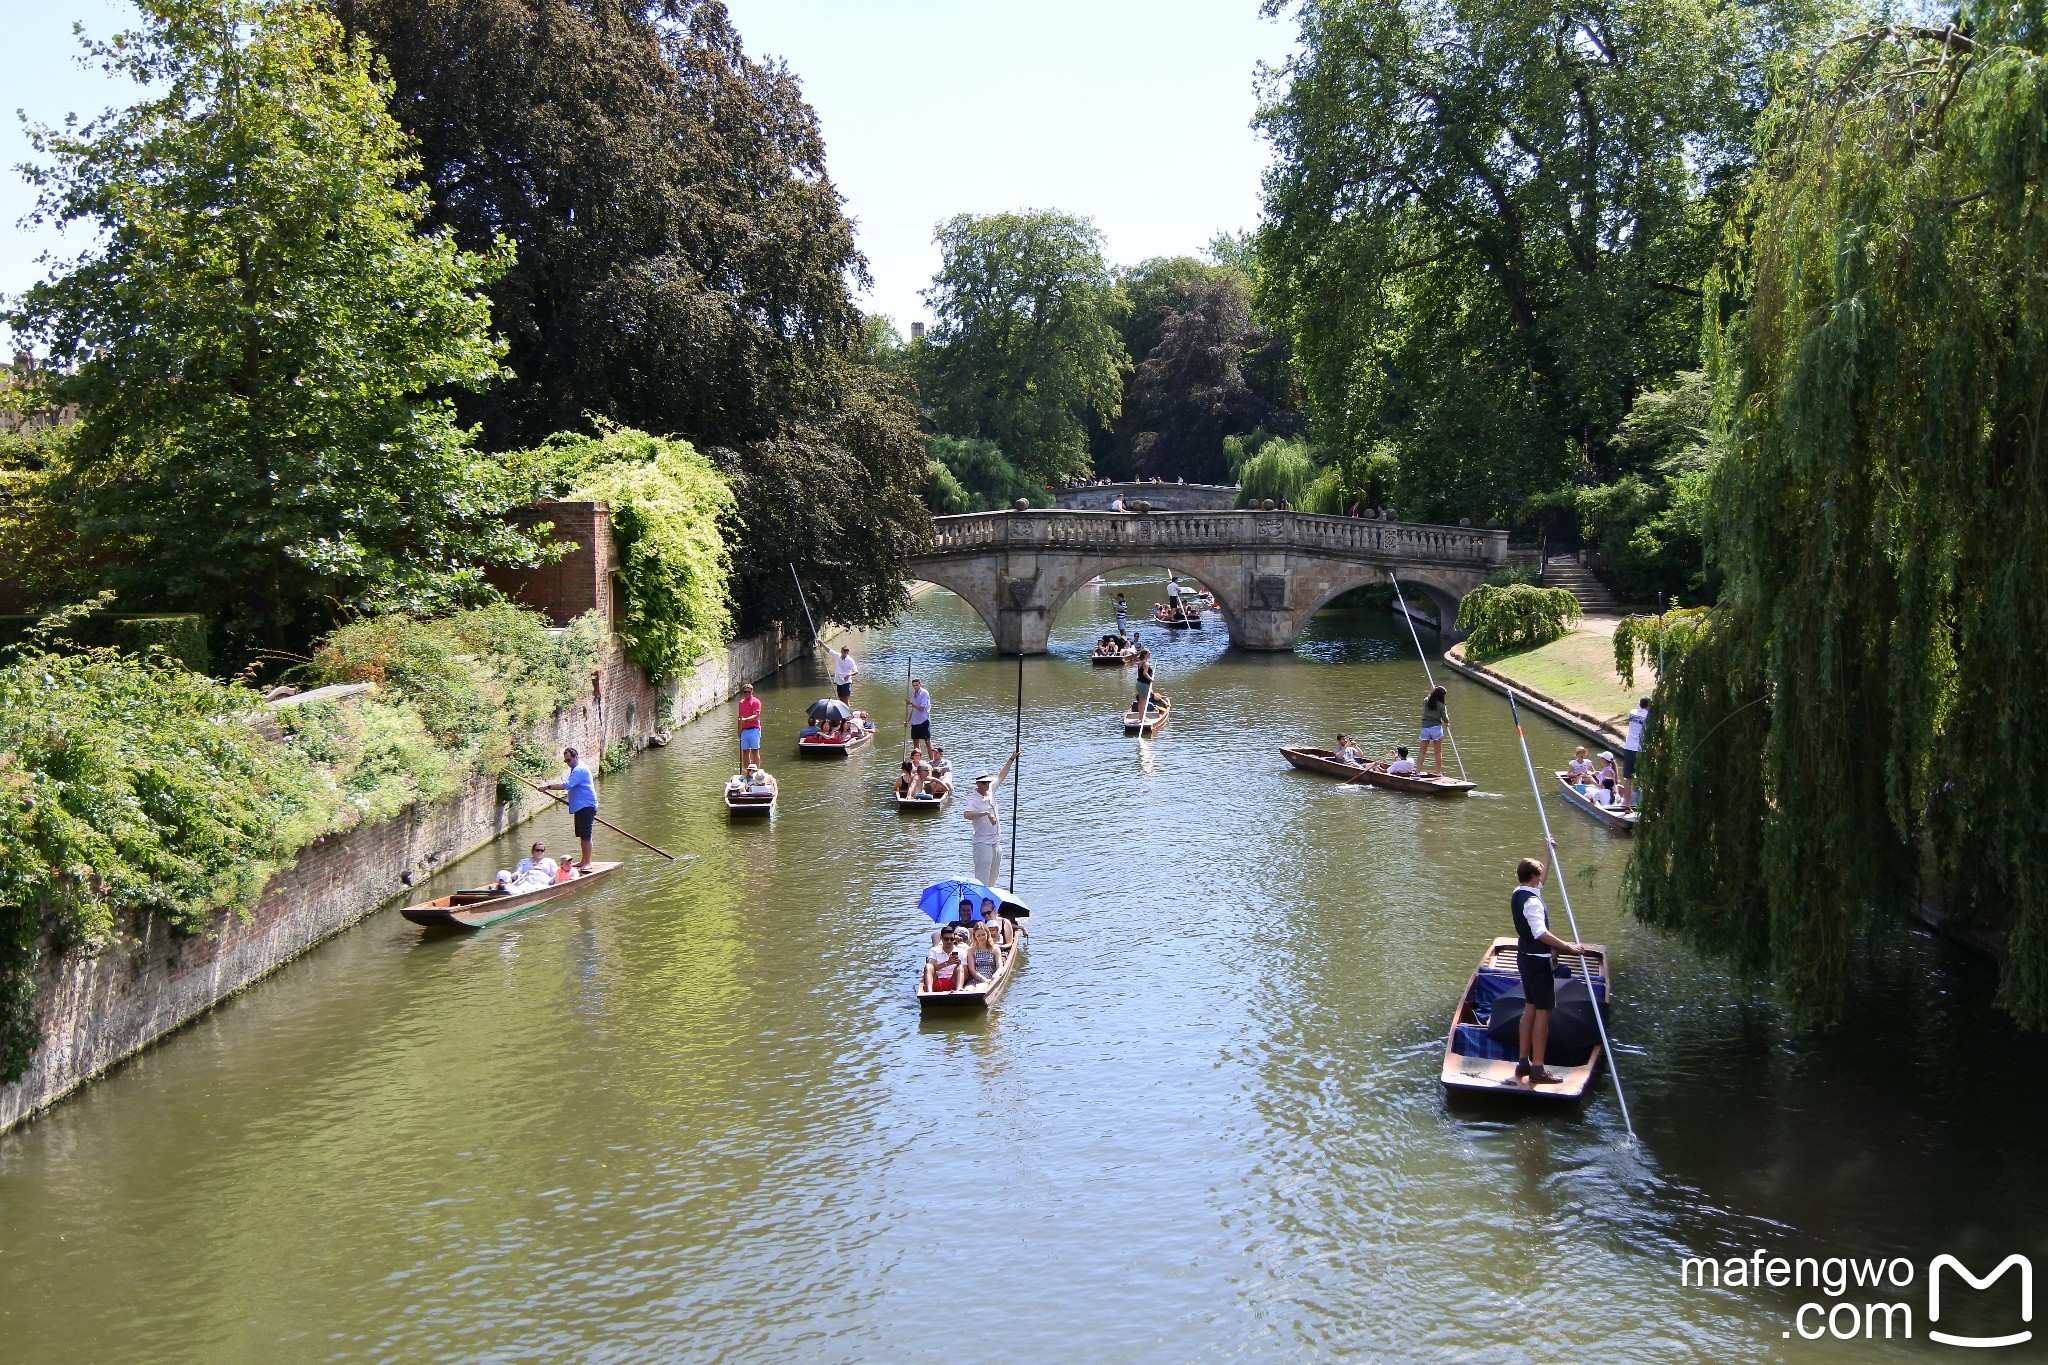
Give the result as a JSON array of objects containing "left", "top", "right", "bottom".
[
  {"left": 1628, "top": 20, "right": 2048, "bottom": 1026},
  {"left": 8, "top": 0, "right": 534, "bottom": 654},
  {"left": 1120, "top": 274, "right": 1297, "bottom": 484},
  {"left": 335, "top": 0, "right": 928, "bottom": 630},
  {"left": 916, "top": 211, "right": 1129, "bottom": 484},
  {"left": 1257, "top": 0, "right": 1760, "bottom": 521}
]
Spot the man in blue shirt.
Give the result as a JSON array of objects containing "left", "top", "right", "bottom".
[{"left": 542, "top": 746, "right": 599, "bottom": 869}]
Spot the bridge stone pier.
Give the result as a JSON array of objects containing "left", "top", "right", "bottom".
[{"left": 908, "top": 510, "right": 1508, "bottom": 654}]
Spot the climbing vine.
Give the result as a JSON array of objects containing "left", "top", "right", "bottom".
[
  {"left": 1453, "top": 584, "right": 1582, "bottom": 659},
  {"left": 1630, "top": 19, "right": 2048, "bottom": 1024}
]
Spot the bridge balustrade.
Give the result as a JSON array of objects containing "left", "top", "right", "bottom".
[{"left": 923, "top": 510, "right": 1502, "bottom": 567}]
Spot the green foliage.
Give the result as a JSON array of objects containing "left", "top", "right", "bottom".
[
  {"left": 1612, "top": 606, "right": 1713, "bottom": 687},
  {"left": 1258, "top": 0, "right": 1767, "bottom": 523},
  {"left": 525, "top": 427, "right": 737, "bottom": 680},
  {"left": 1488, "top": 565, "right": 1540, "bottom": 587},
  {"left": 1234, "top": 438, "right": 1321, "bottom": 506},
  {"left": 1120, "top": 273, "right": 1297, "bottom": 483},
  {"left": 6, "top": 0, "right": 536, "bottom": 659},
  {"left": 336, "top": 0, "right": 929, "bottom": 638},
  {"left": 0, "top": 648, "right": 331, "bottom": 1078},
  {"left": 1632, "top": 21, "right": 2048, "bottom": 1025},
  {"left": 916, "top": 211, "right": 1130, "bottom": 483},
  {"left": 924, "top": 436, "right": 1044, "bottom": 513},
  {"left": 0, "top": 614, "right": 210, "bottom": 673},
  {"left": 1454, "top": 584, "right": 1583, "bottom": 658},
  {"left": 305, "top": 605, "right": 605, "bottom": 769},
  {"left": 1567, "top": 373, "right": 1720, "bottom": 601},
  {"left": 923, "top": 458, "right": 972, "bottom": 515}
]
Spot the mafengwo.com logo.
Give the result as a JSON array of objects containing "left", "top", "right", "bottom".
[{"left": 1679, "top": 1250, "right": 2032, "bottom": 1347}]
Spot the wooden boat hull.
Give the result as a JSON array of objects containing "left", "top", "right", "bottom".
[
  {"left": 1555, "top": 771, "right": 1638, "bottom": 832},
  {"left": 918, "top": 933, "right": 1026, "bottom": 1010},
  {"left": 1440, "top": 937, "right": 1608, "bottom": 1101},
  {"left": 797, "top": 726, "right": 873, "bottom": 757},
  {"left": 1092, "top": 653, "right": 1136, "bottom": 666},
  {"left": 893, "top": 791, "right": 949, "bottom": 810},
  {"left": 725, "top": 779, "right": 777, "bottom": 816},
  {"left": 400, "top": 861, "right": 623, "bottom": 929},
  {"left": 1154, "top": 615, "right": 1203, "bottom": 630},
  {"left": 1122, "top": 698, "right": 1171, "bottom": 733},
  {"left": 1280, "top": 746, "right": 1476, "bottom": 795}
]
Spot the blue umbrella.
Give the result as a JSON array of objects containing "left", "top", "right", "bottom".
[{"left": 918, "top": 879, "right": 996, "bottom": 924}]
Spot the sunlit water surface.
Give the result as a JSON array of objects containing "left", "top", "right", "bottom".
[{"left": 2, "top": 575, "right": 2043, "bottom": 1362}]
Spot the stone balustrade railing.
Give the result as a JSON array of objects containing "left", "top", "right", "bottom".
[{"left": 922, "top": 509, "right": 1507, "bottom": 568}]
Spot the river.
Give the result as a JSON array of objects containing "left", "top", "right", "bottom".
[{"left": 2, "top": 573, "right": 2044, "bottom": 1361}]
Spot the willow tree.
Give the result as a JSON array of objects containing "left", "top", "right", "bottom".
[{"left": 1628, "top": 19, "right": 2048, "bottom": 1025}]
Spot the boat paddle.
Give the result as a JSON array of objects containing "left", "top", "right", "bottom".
[
  {"left": 1506, "top": 689, "right": 1636, "bottom": 1141},
  {"left": 1389, "top": 571, "right": 1469, "bottom": 783},
  {"left": 511, "top": 772, "right": 678, "bottom": 861}
]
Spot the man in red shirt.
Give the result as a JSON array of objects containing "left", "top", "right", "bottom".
[{"left": 737, "top": 683, "right": 763, "bottom": 765}]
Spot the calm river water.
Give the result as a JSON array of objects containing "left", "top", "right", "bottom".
[{"left": 3, "top": 574, "right": 2045, "bottom": 1362}]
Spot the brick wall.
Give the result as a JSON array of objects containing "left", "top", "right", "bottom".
[{"left": 487, "top": 501, "right": 615, "bottom": 628}]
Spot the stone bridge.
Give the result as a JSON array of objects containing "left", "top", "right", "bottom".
[{"left": 908, "top": 509, "right": 1508, "bottom": 653}]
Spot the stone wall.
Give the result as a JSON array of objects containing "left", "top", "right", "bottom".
[{"left": 0, "top": 620, "right": 828, "bottom": 1135}]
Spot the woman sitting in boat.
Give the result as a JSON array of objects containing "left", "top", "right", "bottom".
[
  {"left": 965, "top": 922, "right": 1001, "bottom": 985},
  {"left": 1566, "top": 746, "right": 1594, "bottom": 786},
  {"left": 895, "top": 760, "right": 920, "bottom": 798},
  {"left": 1334, "top": 733, "right": 1366, "bottom": 766},
  {"left": 978, "top": 895, "right": 1024, "bottom": 948}
]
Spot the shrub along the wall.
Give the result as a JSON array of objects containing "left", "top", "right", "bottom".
[
  {"left": 0, "top": 613, "right": 209, "bottom": 672},
  {"left": 1454, "top": 583, "right": 1582, "bottom": 659}
]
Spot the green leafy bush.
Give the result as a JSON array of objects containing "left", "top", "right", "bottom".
[
  {"left": 522, "top": 426, "right": 736, "bottom": 680},
  {"left": 1455, "top": 583, "right": 1583, "bottom": 658},
  {"left": 0, "top": 613, "right": 210, "bottom": 673},
  {"left": 1234, "top": 437, "right": 1319, "bottom": 506},
  {"left": 924, "top": 434, "right": 1043, "bottom": 512},
  {"left": 0, "top": 648, "right": 331, "bottom": 1078},
  {"left": 1488, "top": 565, "right": 1540, "bottom": 587}
]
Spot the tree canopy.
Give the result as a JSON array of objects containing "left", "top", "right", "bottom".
[
  {"left": 335, "top": 0, "right": 929, "bottom": 630},
  {"left": 6, "top": 0, "right": 535, "bottom": 654},
  {"left": 1627, "top": 19, "right": 2048, "bottom": 1026},
  {"left": 916, "top": 210, "right": 1129, "bottom": 484},
  {"left": 1258, "top": 0, "right": 1759, "bottom": 521},
  {"left": 1120, "top": 273, "right": 1297, "bottom": 484}
]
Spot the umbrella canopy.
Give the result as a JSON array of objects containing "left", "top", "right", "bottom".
[
  {"left": 918, "top": 879, "right": 998, "bottom": 924},
  {"left": 808, "top": 697, "right": 852, "bottom": 722}
]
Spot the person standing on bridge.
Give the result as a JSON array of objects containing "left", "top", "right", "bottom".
[
  {"left": 1114, "top": 592, "right": 1130, "bottom": 637},
  {"left": 1110, "top": 493, "right": 1126, "bottom": 512}
]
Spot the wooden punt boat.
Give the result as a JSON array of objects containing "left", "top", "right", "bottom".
[
  {"left": 724, "top": 772, "right": 777, "bottom": 816},
  {"left": 918, "top": 932, "right": 1026, "bottom": 1010},
  {"left": 1153, "top": 609, "right": 1203, "bottom": 630},
  {"left": 1555, "top": 771, "right": 1639, "bottom": 833},
  {"left": 1091, "top": 649, "right": 1138, "bottom": 666},
  {"left": 797, "top": 716, "right": 873, "bottom": 757},
  {"left": 400, "top": 861, "right": 623, "bottom": 930},
  {"left": 1122, "top": 695, "right": 1171, "bottom": 734},
  {"left": 893, "top": 785, "right": 950, "bottom": 810},
  {"left": 1441, "top": 937, "right": 1609, "bottom": 1100},
  {"left": 1279, "top": 746, "right": 1477, "bottom": 795}
]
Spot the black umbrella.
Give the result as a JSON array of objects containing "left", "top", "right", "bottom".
[
  {"left": 1485, "top": 976, "right": 1604, "bottom": 1068},
  {"left": 808, "top": 697, "right": 852, "bottom": 723}
]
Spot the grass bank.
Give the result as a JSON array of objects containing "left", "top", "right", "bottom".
[{"left": 1445, "top": 628, "right": 1641, "bottom": 745}]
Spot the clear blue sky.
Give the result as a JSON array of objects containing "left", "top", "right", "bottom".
[{"left": 2, "top": 0, "right": 1296, "bottom": 348}]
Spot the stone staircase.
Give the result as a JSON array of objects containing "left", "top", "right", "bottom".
[{"left": 1542, "top": 557, "right": 1623, "bottom": 614}]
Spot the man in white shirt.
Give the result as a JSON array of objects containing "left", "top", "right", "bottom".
[
  {"left": 1109, "top": 494, "right": 1126, "bottom": 512},
  {"left": 1167, "top": 575, "right": 1182, "bottom": 608},
  {"left": 922, "top": 926, "right": 967, "bottom": 992},
  {"left": 1511, "top": 857, "right": 1588, "bottom": 1085},
  {"left": 1384, "top": 745, "right": 1418, "bottom": 776},
  {"left": 833, "top": 646, "right": 859, "bottom": 701},
  {"left": 1620, "top": 697, "right": 1649, "bottom": 811},
  {"left": 906, "top": 678, "right": 933, "bottom": 760},
  {"left": 959, "top": 749, "right": 1019, "bottom": 887}
]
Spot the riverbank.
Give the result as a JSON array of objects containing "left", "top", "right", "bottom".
[
  {"left": 1442, "top": 625, "right": 1636, "bottom": 748},
  {"left": 0, "top": 618, "right": 834, "bottom": 1136}
]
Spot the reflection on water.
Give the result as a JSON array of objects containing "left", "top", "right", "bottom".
[{"left": 1, "top": 571, "right": 2043, "bottom": 1361}]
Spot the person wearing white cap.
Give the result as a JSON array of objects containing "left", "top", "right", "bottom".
[
  {"left": 1594, "top": 750, "right": 1620, "bottom": 806},
  {"left": 960, "top": 748, "right": 1020, "bottom": 887}
]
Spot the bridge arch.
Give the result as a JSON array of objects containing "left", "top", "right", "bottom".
[{"left": 905, "top": 509, "right": 1505, "bottom": 654}]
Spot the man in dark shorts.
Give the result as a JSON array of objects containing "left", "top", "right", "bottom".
[
  {"left": 1511, "top": 856, "right": 1587, "bottom": 1086},
  {"left": 907, "top": 677, "right": 933, "bottom": 760},
  {"left": 542, "top": 746, "right": 599, "bottom": 870}
]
